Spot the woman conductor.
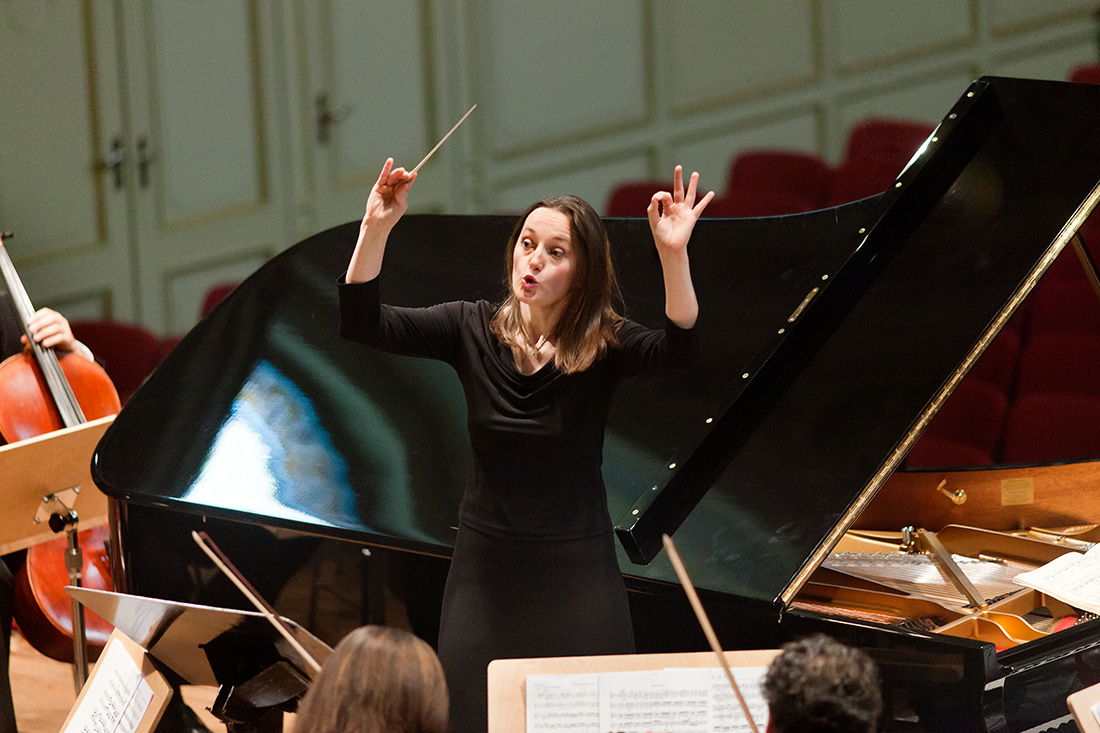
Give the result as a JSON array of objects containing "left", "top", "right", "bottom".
[{"left": 338, "top": 159, "right": 713, "bottom": 732}]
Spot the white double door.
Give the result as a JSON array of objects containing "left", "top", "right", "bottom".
[{"left": 0, "top": 0, "right": 446, "bottom": 335}]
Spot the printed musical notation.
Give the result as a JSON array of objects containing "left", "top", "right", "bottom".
[
  {"left": 526, "top": 666, "right": 768, "bottom": 733},
  {"left": 526, "top": 673, "right": 600, "bottom": 732},
  {"left": 63, "top": 639, "right": 156, "bottom": 733},
  {"left": 1014, "top": 544, "right": 1100, "bottom": 615}
]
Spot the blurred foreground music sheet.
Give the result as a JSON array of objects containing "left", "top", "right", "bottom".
[
  {"left": 63, "top": 640, "right": 156, "bottom": 733},
  {"left": 526, "top": 666, "right": 768, "bottom": 733},
  {"left": 526, "top": 672, "right": 599, "bottom": 732}
]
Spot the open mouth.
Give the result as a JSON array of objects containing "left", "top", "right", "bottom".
[{"left": 522, "top": 274, "right": 537, "bottom": 287}]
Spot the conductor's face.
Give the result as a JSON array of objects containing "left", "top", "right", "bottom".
[{"left": 512, "top": 207, "right": 575, "bottom": 315}]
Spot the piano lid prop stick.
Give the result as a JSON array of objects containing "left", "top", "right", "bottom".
[
  {"left": 191, "top": 530, "right": 323, "bottom": 674},
  {"left": 662, "top": 533, "right": 761, "bottom": 733},
  {"left": 404, "top": 104, "right": 476, "bottom": 178}
]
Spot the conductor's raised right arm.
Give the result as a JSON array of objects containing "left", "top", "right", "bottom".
[{"left": 346, "top": 158, "right": 417, "bottom": 284}]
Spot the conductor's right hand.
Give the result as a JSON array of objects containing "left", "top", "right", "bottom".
[
  {"left": 347, "top": 158, "right": 416, "bottom": 283},
  {"left": 362, "top": 157, "right": 417, "bottom": 231}
]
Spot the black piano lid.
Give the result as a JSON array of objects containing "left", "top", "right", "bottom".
[
  {"left": 619, "top": 75, "right": 1100, "bottom": 607},
  {"left": 92, "top": 76, "right": 1100, "bottom": 610},
  {"left": 90, "top": 203, "right": 871, "bottom": 552}
]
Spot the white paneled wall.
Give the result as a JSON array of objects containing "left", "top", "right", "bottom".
[
  {"left": 0, "top": 0, "right": 1096, "bottom": 334},
  {"left": 471, "top": 0, "right": 1098, "bottom": 216}
]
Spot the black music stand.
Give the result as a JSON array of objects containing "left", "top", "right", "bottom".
[{"left": 66, "top": 586, "right": 332, "bottom": 733}]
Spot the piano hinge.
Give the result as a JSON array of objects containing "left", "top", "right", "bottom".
[{"left": 787, "top": 287, "right": 819, "bottom": 323}]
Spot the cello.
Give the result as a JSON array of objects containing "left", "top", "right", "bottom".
[{"left": 0, "top": 233, "right": 120, "bottom": 683}]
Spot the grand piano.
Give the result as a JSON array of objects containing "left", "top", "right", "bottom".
[{"left": 93, "top": 76, "right": 1100, "bottom": 732}]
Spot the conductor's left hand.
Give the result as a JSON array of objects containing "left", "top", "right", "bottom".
[{"left": 647, "top": 165, "right": 714, "bottom": 256}]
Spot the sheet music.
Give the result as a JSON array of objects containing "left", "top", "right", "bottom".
[
  {"left": 526, "top": 666, "right": 769, "bottom": 733},
  {"left": 526, "top": 673, "right": 600, "bottom": 733},
  {"left": 1013, "top": 544, "right": 1100, "bottom": 615},
  {"left": 600, "top": 669, "right": 710, "bottom": 733},
  {"left": 692, "top": 667, "right": 769, "bottom": 733},
  {"left": 63, "top": 640, "right": 155, "bottom": 733}
]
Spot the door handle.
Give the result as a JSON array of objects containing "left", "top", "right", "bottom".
[
  {"left": 137, "top": 137, "right": 156, "bottom": 188},
  {"left": 95, "top": 137, "right": 125, "bottom": 189},
  {"left": 315, "top": 93, "right": 352, "bottom": 144}
]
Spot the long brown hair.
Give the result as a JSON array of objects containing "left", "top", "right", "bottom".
[
  {"left": 293, "top": 626, "right": 448, "bottom": 733},
  {"left": 490, "top": 195, "right": 623, "bottom": 373}
]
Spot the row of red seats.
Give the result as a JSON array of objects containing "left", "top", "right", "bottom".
[
  {"left": 607, "top": 62, "right": 1100, "bottom": 468},
  {"left": 908, "top": 62, "right": 1100, "bottom": 467},
  {"left": 610, "top": 63, "right": 1100, "bottom": 221},
  {"left": 605, "top": 117, "right": 935, "bottom": 217},
  {"left": 71, "top": 281, "right": 237, "bottom": 404},
  {"left": 907, "top": 285, "right": 1100, "bottom": 467}
]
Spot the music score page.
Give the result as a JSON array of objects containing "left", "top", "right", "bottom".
[
  {"left": 526, "top": 666, "right": 768, "bottom": 733},
  {"left": 1013, "top": 544, "right": 1100, "bottom": 615},
  {"left": 62, "top": 640, "right": 155, "bottom": 733}
]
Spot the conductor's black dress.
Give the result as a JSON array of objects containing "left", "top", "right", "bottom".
[{"left": 338, "top": 276, "right": 696, "bottom": 733}]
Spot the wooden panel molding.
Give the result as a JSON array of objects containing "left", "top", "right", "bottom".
[
  {"left": 666, "top": 1, "right": 818, "bottom": 116},
  {"left": 145, "top": 0, "right": 270, "bottom": 230},
  {"left": 670, "top": 108, "right": 824, "bottom": 192},
  {"left": 493, "top": 151, "right": 653, "bottom": 216},
  {"left": 989, "top": 0, "right": 1099, "bottom": 37},
  {"left": 474, "top": 0, "right": 650, "bottom": 158},
  {"left": 830, "top": 0, "right": 976, "bottom": 76},
  {"left": 162, "top": 248, "right": 272, "bottom": 335}
]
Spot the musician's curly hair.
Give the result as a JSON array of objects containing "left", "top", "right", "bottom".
[{"left": 762, "top": 634, "right": 882, "bottom": 733}]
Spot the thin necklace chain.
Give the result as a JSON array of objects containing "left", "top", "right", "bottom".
[{"left": 520, "top": 327, "right": 546, "bottom": 357}]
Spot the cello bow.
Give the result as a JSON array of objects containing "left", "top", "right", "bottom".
[{"left": 192, "top": 530, "right": 323, "bottom": 674}]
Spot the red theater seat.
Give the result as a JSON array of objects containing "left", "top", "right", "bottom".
[
  {"left": 1070, "top": 63, "right": 1100, "bottom": 85},
  {"left": 841, "top": 117, "right": 935, "bottom": 168},
  {"left": 905, "top": 379, "right": 1008, "bottom": 467},
  {"left": 1000, "top": 393, "right": 1100, "bottom": 464},
  {"left": 605, "top": 180, "right": 670, "bottom": 217},
  {"left": 1013, "top": 332, "right": 1100, "bottom": 397},
  {"left": 705, "top": 190, "right": 818, "bottom": 218},
  {"left": 71, "top": 320, "right": 161, "bottom": 404},
  {"left": 201, "top": 282, "right": 239, "bottom": 317},
  {"left": 966, "top": 327, "right": 1021, "bottom": 393},
  {"left": 904, "top": 436, "right": 994, "bottom": 468},
  {"left": 725, "top": 149, "right": 831, "bottom": 207},
  {"left": 1023, "top": 280, "right": 1100, "bottom": 339},
  {"left": 824, "top": 118, "right": 935, "bottom": 206}
]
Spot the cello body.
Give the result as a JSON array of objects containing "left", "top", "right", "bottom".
[
  {"left": 0, "top": 352, "right": 120, "bottom": 663},
  {"left": 10, "top": 526, "right": 114, "bottom": 663},
  {"left": 0, "top": 236, "right": 122, "bottom": 664},
  {"left": 0, "top": 350, "right": 120, "bottom": 441}
]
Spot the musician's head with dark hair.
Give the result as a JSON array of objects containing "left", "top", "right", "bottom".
[
  {"left": 294, "top": 625, "right": 448, "bottom": 733},
  {"left": 491, "top": 194, "right": 624, "bottom": 374},
  {"left": 762, "top": 634, "right": 882, "bottom": 733}
]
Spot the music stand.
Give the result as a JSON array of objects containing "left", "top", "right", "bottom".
[
  {"left": 0, "top": 415, "right": 113, "bottom": 554},
  {"left": 1069, "top": 681, "right": 1100, "bottom": 733},
  {"left": 0, "top": 414, "right": 114, "bottom": 689},
  {"left": 60, "top": 628, "right": 173, "bottom": 733},
  {"left": 67, "top": 586, "right": 333, "bottom": 733}
]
